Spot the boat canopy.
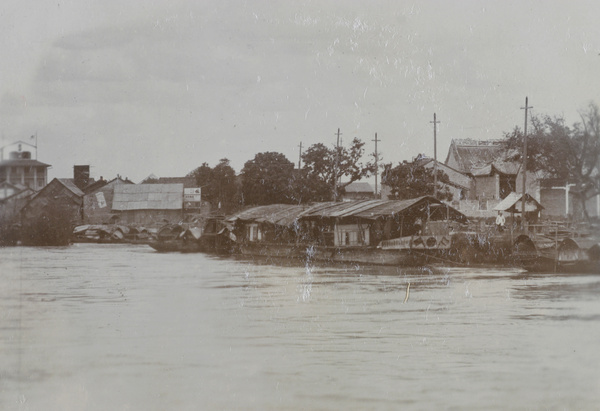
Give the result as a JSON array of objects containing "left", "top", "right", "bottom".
[
  {"left": 228, "top": 204, "right": 308, "bottom": 226},
  {"left": 230, "top": 196, "right": 467, "bottom": 226}
]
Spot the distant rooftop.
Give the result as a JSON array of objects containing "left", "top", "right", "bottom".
[
  {"left": 343, "top": 182, "right": 374, "bottom": 193},
  {"left": 112, "top": 183, "right": 183, "bottom": 211},
  {"left": 446, "top": 138, "right": 517, "bottom": 174}
]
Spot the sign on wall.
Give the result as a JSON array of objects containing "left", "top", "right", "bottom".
[
  {"left": 95, "top": 192, "right": 107, "bottom": 208},
  {"left": 184, "top": 188, "right": 201, "bottom": 208}
]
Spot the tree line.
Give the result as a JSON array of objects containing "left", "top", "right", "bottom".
[
  {"left": 180, "top": 101, "right": 600, "bottom": 219},
  {"left": 185, "top": 136, "right": 452, "bottom": 213}
]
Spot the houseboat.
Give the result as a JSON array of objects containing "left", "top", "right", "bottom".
[{"left": 227, "top": 196, "right": 500, "bottom": 267}]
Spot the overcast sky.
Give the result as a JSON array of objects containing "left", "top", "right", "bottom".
[{"left": 1, "top": 0, "right": 599, "bottom": 183}]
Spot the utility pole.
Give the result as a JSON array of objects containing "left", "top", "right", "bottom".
[
  {"left": 334, "top": 128, "right": 342, "bottom": 201},
  {"left": 372, "top": 132, "right": 380, "bottom": 198},
  {"left": 430, "top": 113, "right": 440, "bottom": 198},
  {"left": 298, "top": 141, "right": 302, "bottom": 169},
  {"left": 521, "top": 97, "right": 532, "bottom": 229}
]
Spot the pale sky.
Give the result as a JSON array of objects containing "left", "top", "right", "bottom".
[{"left": 1, "top": 0, "right": 599, "bottom": 183}]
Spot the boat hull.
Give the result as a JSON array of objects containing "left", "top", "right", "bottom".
[{"left": 237, "top": 242, "right": 426, "bottom": 266}]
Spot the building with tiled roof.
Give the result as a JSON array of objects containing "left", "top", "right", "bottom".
[{"left": 445, "top": 139, "right": 519, "bottom": 201}]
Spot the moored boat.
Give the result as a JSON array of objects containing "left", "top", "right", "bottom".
[
  {"left": 148, "top": 217, "right": 235, "bottom": 254},
  {"left": 513, "top": 233, "right": 600, "bottom": 273}
]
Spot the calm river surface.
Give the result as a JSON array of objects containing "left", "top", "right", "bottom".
[{"left": 1, "top": 243, "right": 599, "bottom": 410}]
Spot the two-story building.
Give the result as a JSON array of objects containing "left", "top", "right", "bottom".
[{"left": 0, "top": 144, "right": 50, "bottom": 195}]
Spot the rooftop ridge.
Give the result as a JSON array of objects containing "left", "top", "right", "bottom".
[{"left": 452, "top": 138, "right": 503, "bottom": 146}]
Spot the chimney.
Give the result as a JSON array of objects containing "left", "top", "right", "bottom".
[{"left": 74, "top": 165, "right": 90, "bottom": 190}]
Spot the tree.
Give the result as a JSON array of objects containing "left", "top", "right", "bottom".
[
  {"left": 301, "top": 137, "right": 375, "bottom": 201},
  {"left": 241, "top": 152, "right": 295, "bottom": 205},
  {"left": 188, "top": 158, "right": 237, "bottom": 211},
  {"left": 503, "top": 102, "right": 600, "bottom": 220},
  {"left": 381, "top": 158, "right": 452, "bottom": 201},
  {"left": 287, "top": 168, "right": 331, "bottom": 204}
]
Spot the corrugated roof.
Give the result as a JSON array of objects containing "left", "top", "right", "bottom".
[
  {"left": 230, "top": 197, "right": 468, "bottom": 226},
  {"left": 301, "top": 200, "right": 384, "bottom": 218},
  {"left": 352, "top": 198, "right": 425, "bottom": 218},
  {"left": 302, "top": 196, "right": 467, "bottom": 221},
  {"left": 230, "top": 204, "right": 307, "bottom": 226},
  {"left": 112, "top": 184, "right": 183, "bottom": 210}
]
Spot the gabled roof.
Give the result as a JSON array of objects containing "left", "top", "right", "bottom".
[
  {"left": 57, "top": 178, "right": 85, "bottom": 197},
  {"left": 83, "top": 176, "right": 134, "bottom": 195},
  {"left": 445, "top": 139, "right": 504, "bottom": 172},
  {"left": 416, "top": 158, "right": 472, "bottom": 190},
  {"left": 471, "top": 161, "right": 520, "bottom": 177},
  {"left": 82, "top": 179, "right": 108, "bottom": 194},
  {"left": 445, "top": 139, "right": 521, "bottom": 177},
  {"left": 493, "top": 192, "right": 544, "bottom": 213},
  {"left": 112, "top": 184, "right": 183, "bottom": 211}
]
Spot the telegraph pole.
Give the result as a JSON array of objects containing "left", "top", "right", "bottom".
[
  {"left": 521, "top": 97, "right": 532, "bottom": 229},
  {"left": 372, "top": 132, "right": 380, "bottom": 198},
  {"left": 334, "top": 128, "right": 342, "bottom": 201},
  {"left": 298, "top": 141, "right": 302, "bottom": 169},
  {"left": 430, "top": 113, "right": 440, "bottom": 198}
]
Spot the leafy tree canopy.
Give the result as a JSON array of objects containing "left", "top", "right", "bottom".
[
  {"left": 241, "top": 152, "right": 295, "bottom": 205},
  {"left": 188, "top": 158, "right": 237, "bottom": 211},
  {"left": 301, "top": 137, "right": 375, "bottom": 201},
  {"left": 502, "top": 102, "right": 600, "bottom": 219}
]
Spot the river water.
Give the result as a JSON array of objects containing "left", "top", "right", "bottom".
[{"left": 1, "top": 243, "right": 599, "bottom": 410}]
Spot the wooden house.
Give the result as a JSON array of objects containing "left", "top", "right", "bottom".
[
  {"left": 340, "top": 182, "right": 375, "bottom": 201},
  {"left": 445, "top": 139, "right": 519, "bottom": 202},
  {"left": 230, "top": 197, "right": 467, "bottom": 248},
  {"left": 229, "top": 204, "right": 307, "bottom": 244},
  {"left": 19, "top": 178, "right": 85, "bottom": 245},
  {"left": 298, "top": 197, "right": 466, "bottom": 247},
  {"left": 111, "top": 183, "right": 184, "bottom": 225},
  {"left": 82, "top": 177, "right": 135, "bottom": 224}
]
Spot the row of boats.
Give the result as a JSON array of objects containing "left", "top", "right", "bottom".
[
  {"left": 72, "top": 216, "right": 600, "bottom": 274},
  {"left": 142, "top": 221, "right": 599, "bottom": 274}
]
